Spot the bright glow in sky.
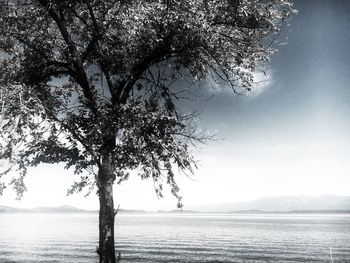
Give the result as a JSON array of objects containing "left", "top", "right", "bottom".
[
  {"left": 1, "top": 0, "right": 350, "bottom": 210},
  {"left": 1, "top": 133, "right": 349, "bottom": 211}
]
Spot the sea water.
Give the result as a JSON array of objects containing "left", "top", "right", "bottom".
[{"left": 0, "top": 213, "right": 349, "bottom": 262}]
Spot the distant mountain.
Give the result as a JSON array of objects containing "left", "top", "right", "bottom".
[
  {"left": 0, "top": 205, "right": 20, "bottom": 213},
  {"left": 0, "top": 205, "right": 150, "bottom": 214},
  {"left": 0, "top": 205, "right": 95, "bottom": 213},
  {"left": 2, "top": 195, "right": 350, "bottom": 214},
  {"left": 29, "top": 205, "right": 92, "bottom": 213},
  {"left": 188, "top": 195, "right": 350, "bottom": 212}
]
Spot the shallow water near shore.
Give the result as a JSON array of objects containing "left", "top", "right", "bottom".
[{"left": 0, "top": 213, "right": 349, "bottom": 263}]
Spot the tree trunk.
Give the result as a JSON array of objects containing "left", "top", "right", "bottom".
[{"left": 97, "top": 156, "right": 117, "bottom": 263}]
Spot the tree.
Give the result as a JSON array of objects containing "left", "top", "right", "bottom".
[{"left": 0, "top": 0, "right": 296, "bottom": 262}]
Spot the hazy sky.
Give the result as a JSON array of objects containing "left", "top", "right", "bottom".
[{"left": 1, "top": 0, "right": 350, "bottom": 210}]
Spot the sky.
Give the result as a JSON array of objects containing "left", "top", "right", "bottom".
[{"left": 1, "top": 0, "right": 350, "bottom": 210}]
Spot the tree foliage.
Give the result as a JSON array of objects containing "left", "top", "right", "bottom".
[{"left": 0, "top": 0, "right": 296, "bottom": 205}]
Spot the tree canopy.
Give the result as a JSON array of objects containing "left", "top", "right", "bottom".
[{"left": 0, "top": 0, "right": 295, "bottom": 204}]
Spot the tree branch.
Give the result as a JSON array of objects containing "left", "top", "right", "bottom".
[{"left": 37, "top": 0, "right": 99, "bottom": 116}]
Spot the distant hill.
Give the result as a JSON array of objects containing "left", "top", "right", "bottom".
[
  {"left": 0, "top": 205, "right": 149, "bottom": 214},
  {"left": 188, "top": 195, "right": 350, "bottom": 212},
  {"left": 29, "top": 205, "right": 92, "bottom": 213},
  {"left": 0, "top": 205, "right": 19, "bottom": 213},
  {"left": 0, "top": 205, "right": 95, "bottom": 213},
  {"left": 2, "top": 195, "right": 350, "bottom": 214}
]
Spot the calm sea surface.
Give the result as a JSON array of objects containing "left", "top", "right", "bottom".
[{"left": 0, "top": 213, "right": 349, "bottom": 263}]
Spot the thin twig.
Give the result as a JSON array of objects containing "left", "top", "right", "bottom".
[{"left": 114, "top": 204, "right": 120, "bottom": 217}]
